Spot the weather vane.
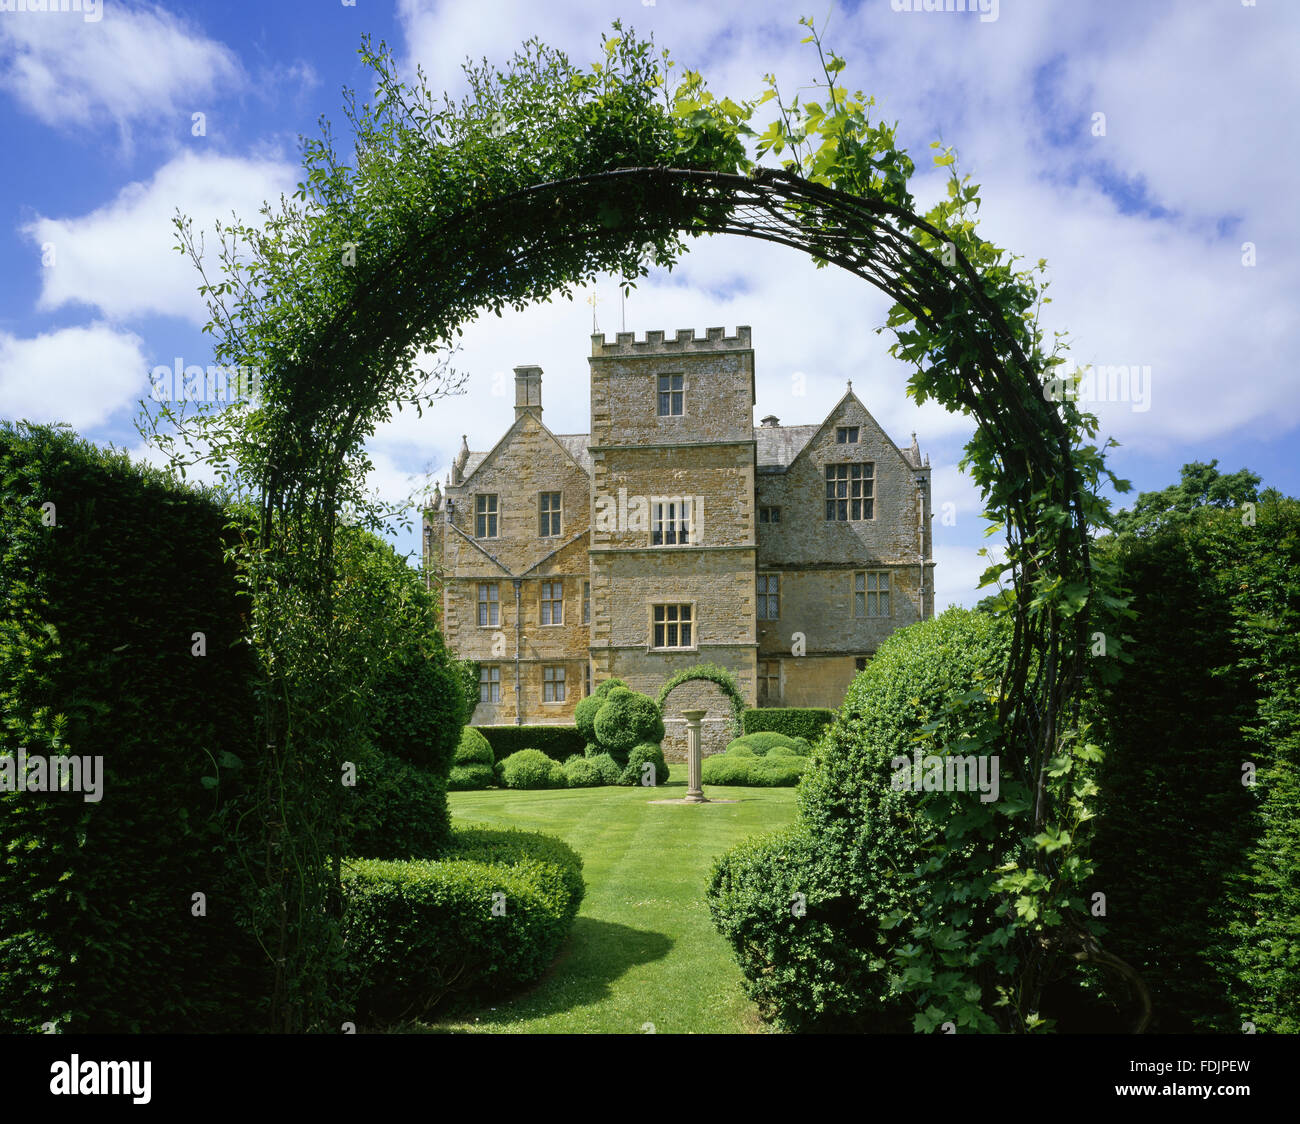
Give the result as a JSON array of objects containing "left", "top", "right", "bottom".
[{"left": 587, "top": 288, "right": 601, "bottom": 333}]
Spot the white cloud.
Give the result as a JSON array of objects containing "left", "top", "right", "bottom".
[
  {"left": 378, "top": 0, "right": 1300, "bottom": 611},
  {"left": 0, "top": 1, "right": 242, "bottom": 133},
  {"left": 0, "top": 321, "right": 147, "bottom": 430},
  {"left": 24, "top": 150, "right": 298, "bottom": 323},
  {"left": 386, "top": 0, "right": 1300, "bottom": 470}
]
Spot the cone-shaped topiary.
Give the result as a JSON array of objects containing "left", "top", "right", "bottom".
[{"left": 454, "top": 726, "right": 494, "bottom": 767}]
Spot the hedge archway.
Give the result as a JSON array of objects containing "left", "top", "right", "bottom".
[
  {"left": 657, "top": 662, "right": 747, "bottom": 739},
  {"left": 156, "top": 20, "right": 1132, "bottom": 1032}
]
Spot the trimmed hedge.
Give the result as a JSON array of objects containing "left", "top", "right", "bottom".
[
  {"left": 750, "top": 756, "right": 808, "bottom": 786},
  {"left": 563, "top": 756, "right": 601, "bottom": 788},
  {"left": 702, "top": 754, "right": 807, "bottom": 787},
  {"left": 741, "top": 708, "right": 835, "bottom": 745},
  {"left": 448, "top": 763, "right": 495, "bottom": 791},
  {"left": 707, "top": 826, "right": 902, "bottom": 1031},
  {"left": 0, "top": 423, "right": 264, "bottom": 1033},
  {"left": 343, "top": 746, "right": 451, "bottom": 860},
  {"left": 342, "top": 826, "right": 584, "bottom": 1023},
  {"left": 620, "top": 742, "right": 670, "bottom": 787},
  {"left": 498, "top": 749, "right": 566, "bottom": 790},
  {"left": 709, "top": 608, "right": 1012, "bottom": 1032},
  {"left": 702, "top": 755, "right": 754, "bottom": 786},
  {"left": 725, "top": 732, "right": 808, "bottom": 757},
  {"left": 475, "top": 725, "right": 585, "bottom": 763},
  {"left": 1086, "top": 491, "right": 1300, "bottom": 1033},
  {"left": 339, "top": 530, "right": 466, "bottom": 777},
  {"left": 587, "top": 753, "right": 624, "bottom": 786}
]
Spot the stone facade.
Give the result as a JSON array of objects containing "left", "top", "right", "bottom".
[{"left": 425, "top": 326, "right": 934, "bottom": 757}]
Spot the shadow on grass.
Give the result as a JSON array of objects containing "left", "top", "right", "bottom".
[{"left": 414, "top": 916, "right": 674, "bottom": 1032}]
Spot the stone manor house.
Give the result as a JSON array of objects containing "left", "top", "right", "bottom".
[{"left": 424, "top": 325, "right": 934, "bottom": 756}]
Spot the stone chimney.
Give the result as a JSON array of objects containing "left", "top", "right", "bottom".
[
  {"left": 760, "top": 414, "right": 780, "bottom": 428},
  {"left": 514, "top": 365, "right": 543, "bottom": 422}
]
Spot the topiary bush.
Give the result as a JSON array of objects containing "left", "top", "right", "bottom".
[
  {"left": 454, "top": 726, "right": 494, "bottom": 767},
  {"left": 708, "top": 825, "right": 903, "bottom": 1032},
  {"left": 587, "top": 753, "right": 624, "bottom": 786},
  {"left": 702, "top": 755, "right": 753, "bottom": 786},
  {"left": 708, "top": 608, "right": 1013, "bottom": 1032},
  {"left": 703, "top": 753, "right": 805, "bottom": 787},
  {"left": 724, "top": 732, "right": 804, "bottom": 757},
  {"left": 592, "top": 687, "right": 665, "bottom": 757},
  {"left": 574, "top": 694, "right": 603, "bottom": 743},
  {"left": 563, "top": 755, "right": 601, "bottom": 788},
  {"left": 724, "top": 743, "right": 756, "bottom": 758},
  {"left": 748, "top": 756, "right": 808, "bottom": 786},
  {"left": 498, "top": 748, "right": 567, "bottom": 790},
  {"left": 343, "top": 745, "right": 451, "bottom": 860},
  {"left": 341, "top": 825, "right": 584, "bottom": 1024},
  {"left": 336, "top": 529, "right": 466, "bottom": 778},
  {"left": 448, "top": 763, "right": 495, "bottom": 791},
  {"left": 620, "top": 742, "right": 670, "bottom": 787}
]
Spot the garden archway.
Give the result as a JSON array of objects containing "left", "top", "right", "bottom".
[
  {"left": 657, "top": 663, "right": 749, "bottom": 760},
  {"left": 180, "top": 26, "right": 1124, "bottom": 1031}
]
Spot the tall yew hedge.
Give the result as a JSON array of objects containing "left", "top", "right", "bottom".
[
  {"left": 0, "top": 423, "right": 265, "bottom": 1031},
  {"left": 1087, "top": 484, "right": 1300, "bottom": 1032}
]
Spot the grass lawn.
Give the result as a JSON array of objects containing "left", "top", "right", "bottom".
[{"left": 425, "top": 780, "right": 797, "bottom": 1034}]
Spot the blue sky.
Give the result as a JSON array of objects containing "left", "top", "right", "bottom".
[{"left": 2, "top": 0, "right": 1296, "bottom": 608}]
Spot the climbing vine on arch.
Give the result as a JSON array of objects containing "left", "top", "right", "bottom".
[{"left": 152, "top": 16, "right": 1134, "bottom": 1032}]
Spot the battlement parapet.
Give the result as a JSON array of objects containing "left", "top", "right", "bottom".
[{"left": 590, "top": 325, "right": 752, "bottom": 357}]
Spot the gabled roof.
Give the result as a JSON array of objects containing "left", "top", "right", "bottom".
[
  {"left": 772, "top": 387, "right": 925, "bottom": 477},
  {"left": 455, "top": 411, "right": 589, "bottom": 488},
  {"left": 458, "top": 434, "right": 590, "bottom": 481}
]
